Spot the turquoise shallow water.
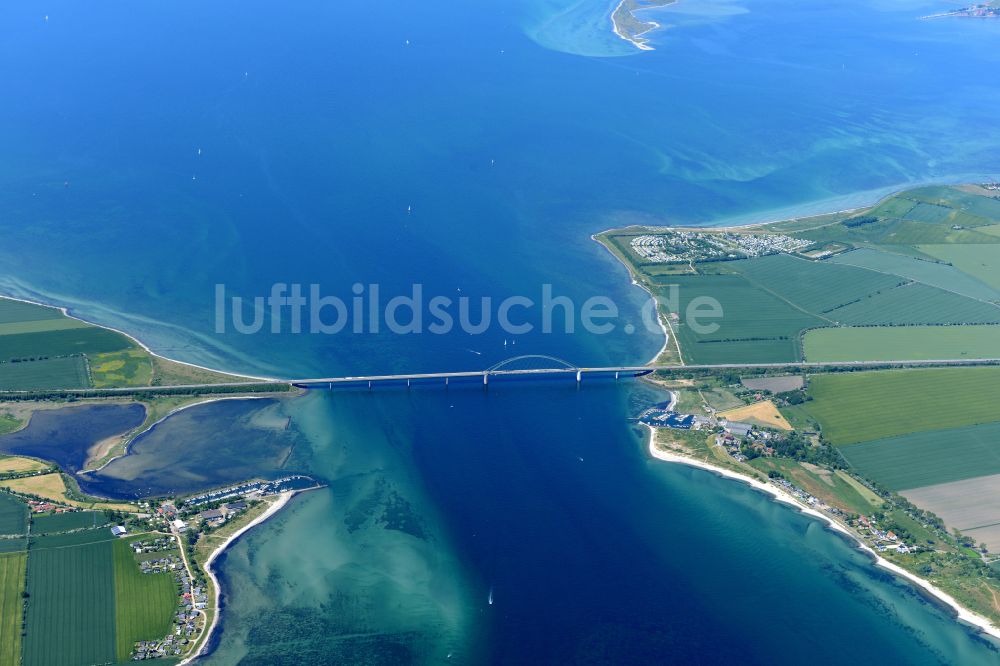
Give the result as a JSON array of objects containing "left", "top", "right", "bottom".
[{"left": 1, "top": 0, "right": 1000, "bottom": 663}]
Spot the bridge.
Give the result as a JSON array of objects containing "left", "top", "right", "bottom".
[
  {"left": 290, "top": 355, "right": 642, "bottom": 389},
  {"left": 287, "top": 355, "right": 1000, "bottom": 391},
  {"left": 2, "top": 355, "right": 999, "bottom": 396}
]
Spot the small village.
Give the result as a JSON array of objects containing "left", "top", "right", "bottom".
[
  {"left": 629, "top": 230, "right": 811, "bottom": 264},
  {"left": 642, "top": 394, "right": 923, "bottom": 561}
]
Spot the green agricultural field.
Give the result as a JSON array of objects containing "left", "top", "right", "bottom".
[
  {"left": 785, "top": 186, "right": 1000, "bottom": 247},
  {"left": 829, "top": 248, "right": 1000, "bottom": 302},
  {"left": 0, "top": 327, "right": 133, "bottom": 362},
  {"left": 23, "top": 538, "right": 116, "bottom": 666},
  {"left": 802, "top": 367, "right": 1000, "bottom": 445},
  {"left": 0, "top": 318, "right": 90, "bottom": 336},
  {"left": 650, "top": 273, "right": 826, "bottom": 364},
  {"left": 826, "top": 283, "right": 1000, "bottom": 326},
  {"left": 649, "top": 251, "right": 1000, "bottom": 362},
  {"left": 0, "top": 494, "right": 28, "bottom": 536},
  {"left": 0, "top": 299, "right": 63, "bottom": 324},
  {"left": 32, "top": 511, "right": 109, "bottom": 535},
  {"left": 0, "top": 538, "right": 27, "bottom": 555},
  {"left": 905, "top": 185, "right": 1000, "bottom": 220},
  {"left": 839, "top": 421, "right": 1000, "bottom": 491},
  {"left": 0, "top": 356, "right": 91, "bottom": 390},
  {"left": 724, "top": 253, "right": 903, "bottom": 314},
  {"left": 804, "top": 325, "right": 1000, "bottom": 362},
  {"left": 113, "top": 538, "right": 177, "bottom": 660},
  {"left": 29, "top": 527, "right": 116, "bottom": 550},
  {"left": 0, "top": 552, "right": 27, "bottom": 666},
  {"left": 920, "top": 244, "right": 1000, "bottom": 292}
]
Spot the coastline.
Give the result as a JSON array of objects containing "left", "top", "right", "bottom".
[
  {"left": 644, "top": 426, "right": 1000, "bottom": 641},
  {"left": 594, "top": 174, "right": 1000, "bottom": 237},
  {"left": 611, "top": 0, "right": 657, "bottom": 51},
  {"left": 591, "top": 232, "right": 681, "bottom": 366},
  {"left": 0, "top": 291, "right": 278, "bottom": 383},
  {"left": 179, "top": 486, "right": 321, "bottom": 665}
]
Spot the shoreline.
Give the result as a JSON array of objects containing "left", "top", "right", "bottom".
[
  {"left": 611, "top": 0, "right": 677, "bottom": 52},
  {"left": 644, "top": 426, "right": 1000, "bottom": 641},
  {"left": 611, "top": 0, "right": 657, "bottom": 52},
  {"left": 594, "top": 174, "right": 1000, "bottom": 237},
  {"left": 592, "top": 232, "right": 679, "bottom": 365},
  {"left": 179, "top": 486, "right": 322, "bottom": 665},
  {"left": 592, "top": 177, "right": 998, "bottom": 367},
  {"left": 0, "top": 291, "right": 278, "bottom": 383}
]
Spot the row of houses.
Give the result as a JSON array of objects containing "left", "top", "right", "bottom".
[{"left": 855, "top": 515, "right": 914, "bottom": 554}]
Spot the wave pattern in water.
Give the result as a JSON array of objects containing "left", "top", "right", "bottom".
[{"left": 522, "top": 0, "right": 637, "bottom": 56}]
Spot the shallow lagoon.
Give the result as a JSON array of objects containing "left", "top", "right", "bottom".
[
  {"left": 0, "top": 403, "right": 145, "bottom": 473},
  {"left": 79, "top": 398, "right": 301, "bottom": 499}
]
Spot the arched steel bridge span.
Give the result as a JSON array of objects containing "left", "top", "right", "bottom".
[{"left": 291, "top": 354, "right": 651, "bottom": 390}]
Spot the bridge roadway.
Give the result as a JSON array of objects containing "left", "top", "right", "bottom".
[
  {"left": 2, "top": 357, "right": 998, "bottom": 396},
  {"left": 290, "top": 357, "right": 1000, "bottom": 388}
]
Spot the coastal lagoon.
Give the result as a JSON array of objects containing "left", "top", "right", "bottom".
[
  {"left": 0, "top": 403, "right": 145, "bottom": 473},
  {"left": 1, "top": 0, "right": 1000, "bottom": 663},
  {"left": 79, "top": 398, "right": 300, "bottom": 499}
]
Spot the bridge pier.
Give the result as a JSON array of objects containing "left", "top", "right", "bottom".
[
  {"left": 368, "top": 380, "right": 372, "bottom": 391},
  {"left": 407, "top": 379, "right": 411, "bottom": 389},
  {"left": 576, "top": 370, "right": 582, "bottom": 384},
  {"left": 445, "top": 376, "right": 449, "bottom": 387},
  {"left": 615, "top": 371, "right": 619, "bottom": 381}
]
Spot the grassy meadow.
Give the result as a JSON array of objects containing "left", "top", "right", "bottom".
[{"left": 747, "top": 458, "right": 879, "bottom": 515}]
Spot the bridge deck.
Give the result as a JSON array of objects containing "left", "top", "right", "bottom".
[{"left": 0, "top": 358, "right": 998, "bottom": 395}]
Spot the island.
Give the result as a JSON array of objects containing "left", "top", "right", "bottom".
[
  {"left": 923, "top": 2, "right": 1000, "bottom": 19},
  {"left": 597, "top": 182, "right": 1000, "bottom": 638},
  {"left": 611, "top": 0, "right": 676, "bottom": 51}
]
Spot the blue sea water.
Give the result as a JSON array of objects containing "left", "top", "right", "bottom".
[{"left": 1, "top": 0, "right": 1000, "bottom": 663}]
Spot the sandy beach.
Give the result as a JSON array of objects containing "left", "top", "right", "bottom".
[
  {"left": 0, "top": 291, "right": 278, "bottom": 383},
  {"left": 611, "top": 0, "right": 670, "bottom": 51},
  {"left": 645, "top": 428, "right": 1000, "bottom": 640},
  {"left": 179, "top": 490, "right": 296, "bottom": 665}
]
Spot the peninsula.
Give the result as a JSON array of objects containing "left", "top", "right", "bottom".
[
  {"left": 597, "top": 182, "right": 1000, "bottom": 638},
  {"left": 612, "top": 0, "right": 676, "bottom": 51}
]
